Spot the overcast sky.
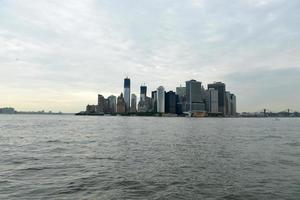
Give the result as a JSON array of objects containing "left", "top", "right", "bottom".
[{"left": 0, "top": 0, "right": 299, "bottom": 113}]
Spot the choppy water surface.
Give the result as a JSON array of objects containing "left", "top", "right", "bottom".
[{"left": 0, "top": 115, "right": 300, "bottom": 199}]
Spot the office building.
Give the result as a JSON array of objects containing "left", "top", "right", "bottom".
[
  {"left": 103, "top": 98, "right": 110, "bottom": 114},
  {"left": 97, "top": 94, "right": 105, "bottom": 113},
  {"left": 165, "top": 91, "right": 177, "bottom": 114},
  {"left": 140, "top": 85, "right": 147, "bottom": 101},
  {"left": 176, "top": 85, "right": 187, "bottom": 113},
  {"left": 157, "top": 86, "right": 165, "bottom": 113},
  {"left": 176, "top": 86, "right": 186, "bottom": 98},
  {"left": 138, "top": 85, "right": 150, "bottom": 112},
  {"left": 186, "top": 80, "right": 205, "bottom": 112},
  {"left": 108, "top": 95, "right": 116, "bottom": 113},
  {"left": 124, "top": 77, "right": 131, "bottom": 113},
  {"left": 207, "top": 88, "right": 218, "bottom": 113},
  {"left": 117, "top": 93, "right": 126, "bottom": 113},
  {"left": 231, "top": 94, "right": 237, "bottom": 116},
  {"left": 131, "top": 94, "right": 137, "bottom": 112},
  {"left": 86, "top": 105, "right": 97, "bottom": 114},
  {"left": 151, "top": 91, "right": 157, "bottom": 113},
  {"left": 208, "top": 82, "right": 226, "bottom": 115},
  {"left": 225, "top": 91, "right": 232, "bottom": 116}
]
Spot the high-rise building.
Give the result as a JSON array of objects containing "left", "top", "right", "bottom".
[
  {"left": 117, "top": 93, "right": 125, "bottom": 113},
  {"left": 151, "top": 91, "right": 157, "bottom": 113},
  {"left": 186, "top": 80, "right": 205, "bottom": 112},
  {"left": 175, "top": 95, "right": 182, "bottom": 115},
  {"left": 131, "top": 94, "right": 137, "bottom": 113},
  {"left": 165, "top": 91, "right": 177, "bottom": 114},
  {"left": 230, "top": 94, "right": 237, "bottom": 116},
  {"left": 176, "top": 86, "right": 187, "bottom": 113},
  {"left": 124, "top": 77, "right": 131, "bottom": 113},
  {"left": 225, "top": 91, "right": 232, "bottom": 116},
  {"left": 208, "top": 82, "right": 226, "bottom": 115},
  {"left": 157, "top": 86, "right": 165, "bottom": 113},
  {"left": 176, "top": 86, "right": 186, "bottom": 98},
  {"left": 108, "top": 95, "right": 116, "bottom": 113},
  {"left": 207, "top": 88, "right": 218, "bottom": 113},
  {"left": 140, "top": 85, "right": 147, "bottom": 101},
  {"left": 138, "top": 85, "right": 150, "bottom": 112},
  {"left": 97, "top": 94, "right": 105, "bottom": 113},
  {"left": 103, "top": 98, "right": 110, "bottom": 114}
]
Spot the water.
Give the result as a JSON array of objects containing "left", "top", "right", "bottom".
[{"left": 0, "top": 115, "right": 299, "bottom": 199}]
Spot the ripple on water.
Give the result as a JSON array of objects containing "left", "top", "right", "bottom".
[
  {"left": 1, "top": 116, "right": 300, "bottom": 200},
  {"left": 284, "top": 142, "right": 300, "bottom": 147}
]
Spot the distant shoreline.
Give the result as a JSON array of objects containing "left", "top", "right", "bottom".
[{"left": 0, "top": 113, "right": 298, "bottom": 118}]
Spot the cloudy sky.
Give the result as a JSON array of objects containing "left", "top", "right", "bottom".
[{"left": 0, "top": 0, "right": 299, "bottom": 113}]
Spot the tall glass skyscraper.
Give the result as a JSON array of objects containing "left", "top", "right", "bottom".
[
  {"left": 140, "top": 85, "right": 147, "bottom": 101},
  {"left": 124, "top": 77, "right": 131, "bottom": 113}
]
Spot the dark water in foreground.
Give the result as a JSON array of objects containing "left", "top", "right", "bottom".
[{"left": 0, "top": 115, "right": 300, "bottom": 200}]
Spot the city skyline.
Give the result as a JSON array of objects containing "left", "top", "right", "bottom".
[
  {"left": 81, "top": 77, "right": 236, "bottom": 117},
  {"left": 0, "top": 0, "right": 299, "bottom": 112}
]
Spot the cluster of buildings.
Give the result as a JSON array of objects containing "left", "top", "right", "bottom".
[{"left": 83, "top": 77, "right": 237, "bottom": 117}]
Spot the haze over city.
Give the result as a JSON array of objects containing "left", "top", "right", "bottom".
[{"left": 0, "top": 0, "right": 299, "bottom": 113}]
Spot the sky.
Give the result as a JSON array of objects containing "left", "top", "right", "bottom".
[{"left": 0, "top": 0, "right": 299, "bottom": 113}]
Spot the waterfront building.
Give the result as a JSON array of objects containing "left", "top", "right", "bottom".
[
  {"left": 138, "top": 96, "right": 151, "bottom": 112},
  {"left": 97, "top": 94, "right": 105, "bottom": 113},
  {"left": 165, "top": 91, "right": 177, "bottom": 114},
  {"left": 140, "top": 85, "right": 147, "bottom": 101},
  {"left": 108, "top": 95, "right": 117, "bottom": 113},
  {"left": 138, "top": 85, "right": 150, "bottom": 112},
  {"left": 186, "top": 80, "right": 205, "bottom": 112},
  {"left": 131, "top": 94, "right": 137, "bottom": 113},
  {"left": 207, "top": 88, "right": 219, "bottom": 113},
  {"left": 151, "top": 91, "right": 157, "bottom": 113},
  {"left": 208, "top": 82, "right": 226, "bottom": 115},
  {"left": 225, "top": 92, "right": 232, "bottom": 116},
  {"left": 176, "top": 86, "right": 186, "bottom": 98},
  {"left": 117, "top": 93, "right": 126, "bottom": 113},
  {"left": 86, "top": 105, "right": 97, "bottom": 114},
  {"left": 157, "top": 86, "right": 165, "bottom": 113},
  {"left": 230, "top": 94, "right": 237, "bottom": 116},
  {"left": 175, "top": 95, "right": 183, "bottom": 115},
  {"left": 124, "top": 77, "right": 131, "bottom": 113},
  {"left": 103, "top": 98, "right": 110, "bottom": 114}
]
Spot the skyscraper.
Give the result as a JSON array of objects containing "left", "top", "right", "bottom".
[
  {"left": 157, "top": 86, "right": 165, "bottom": 113},
  {"left": 151, "top": 91, "right": 157, "bottom": 113},
  {"left": 138, "top": 85, "right": 149, "bottom": 112},
  {"left": 207, "top": 88, "right": 218, "bottom": 113},
  {"left": 230, "top": 94, "right": 237, "bottom": 116},
  {"left": 165, "top": 91, "right": 177, "bottom": 114},
  {"left": 186, "top": 80, "right": 205, "bottom": 112},
  {"left": 130, "top": 94, "right": 137, "bottom": 113},
  {"left": 117, "top": 93, "right": 125, "bottom": 113},
  {"left": 225, "top": 91, "right": 231, "bottom": 116},
  {"left": 176, "top": 86, "right": 186, "bottom": 98},
  {"left": 140, "top": 85, "right": 147, "bottom": 101},
  {"left": 97, "top": 94, "right": 105, "bottom": 113},
  {"left": 208, "top": 82, "right": 226, "bottom": 115},
  {"left": 176, "top": 85, "right": 187, "bottom": 112},
  {"left": 108, "top": 95, "right": 117, "bottom": 113},
  {"left": 124, "top": 77, "right": 131, "bottom": 113}
]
